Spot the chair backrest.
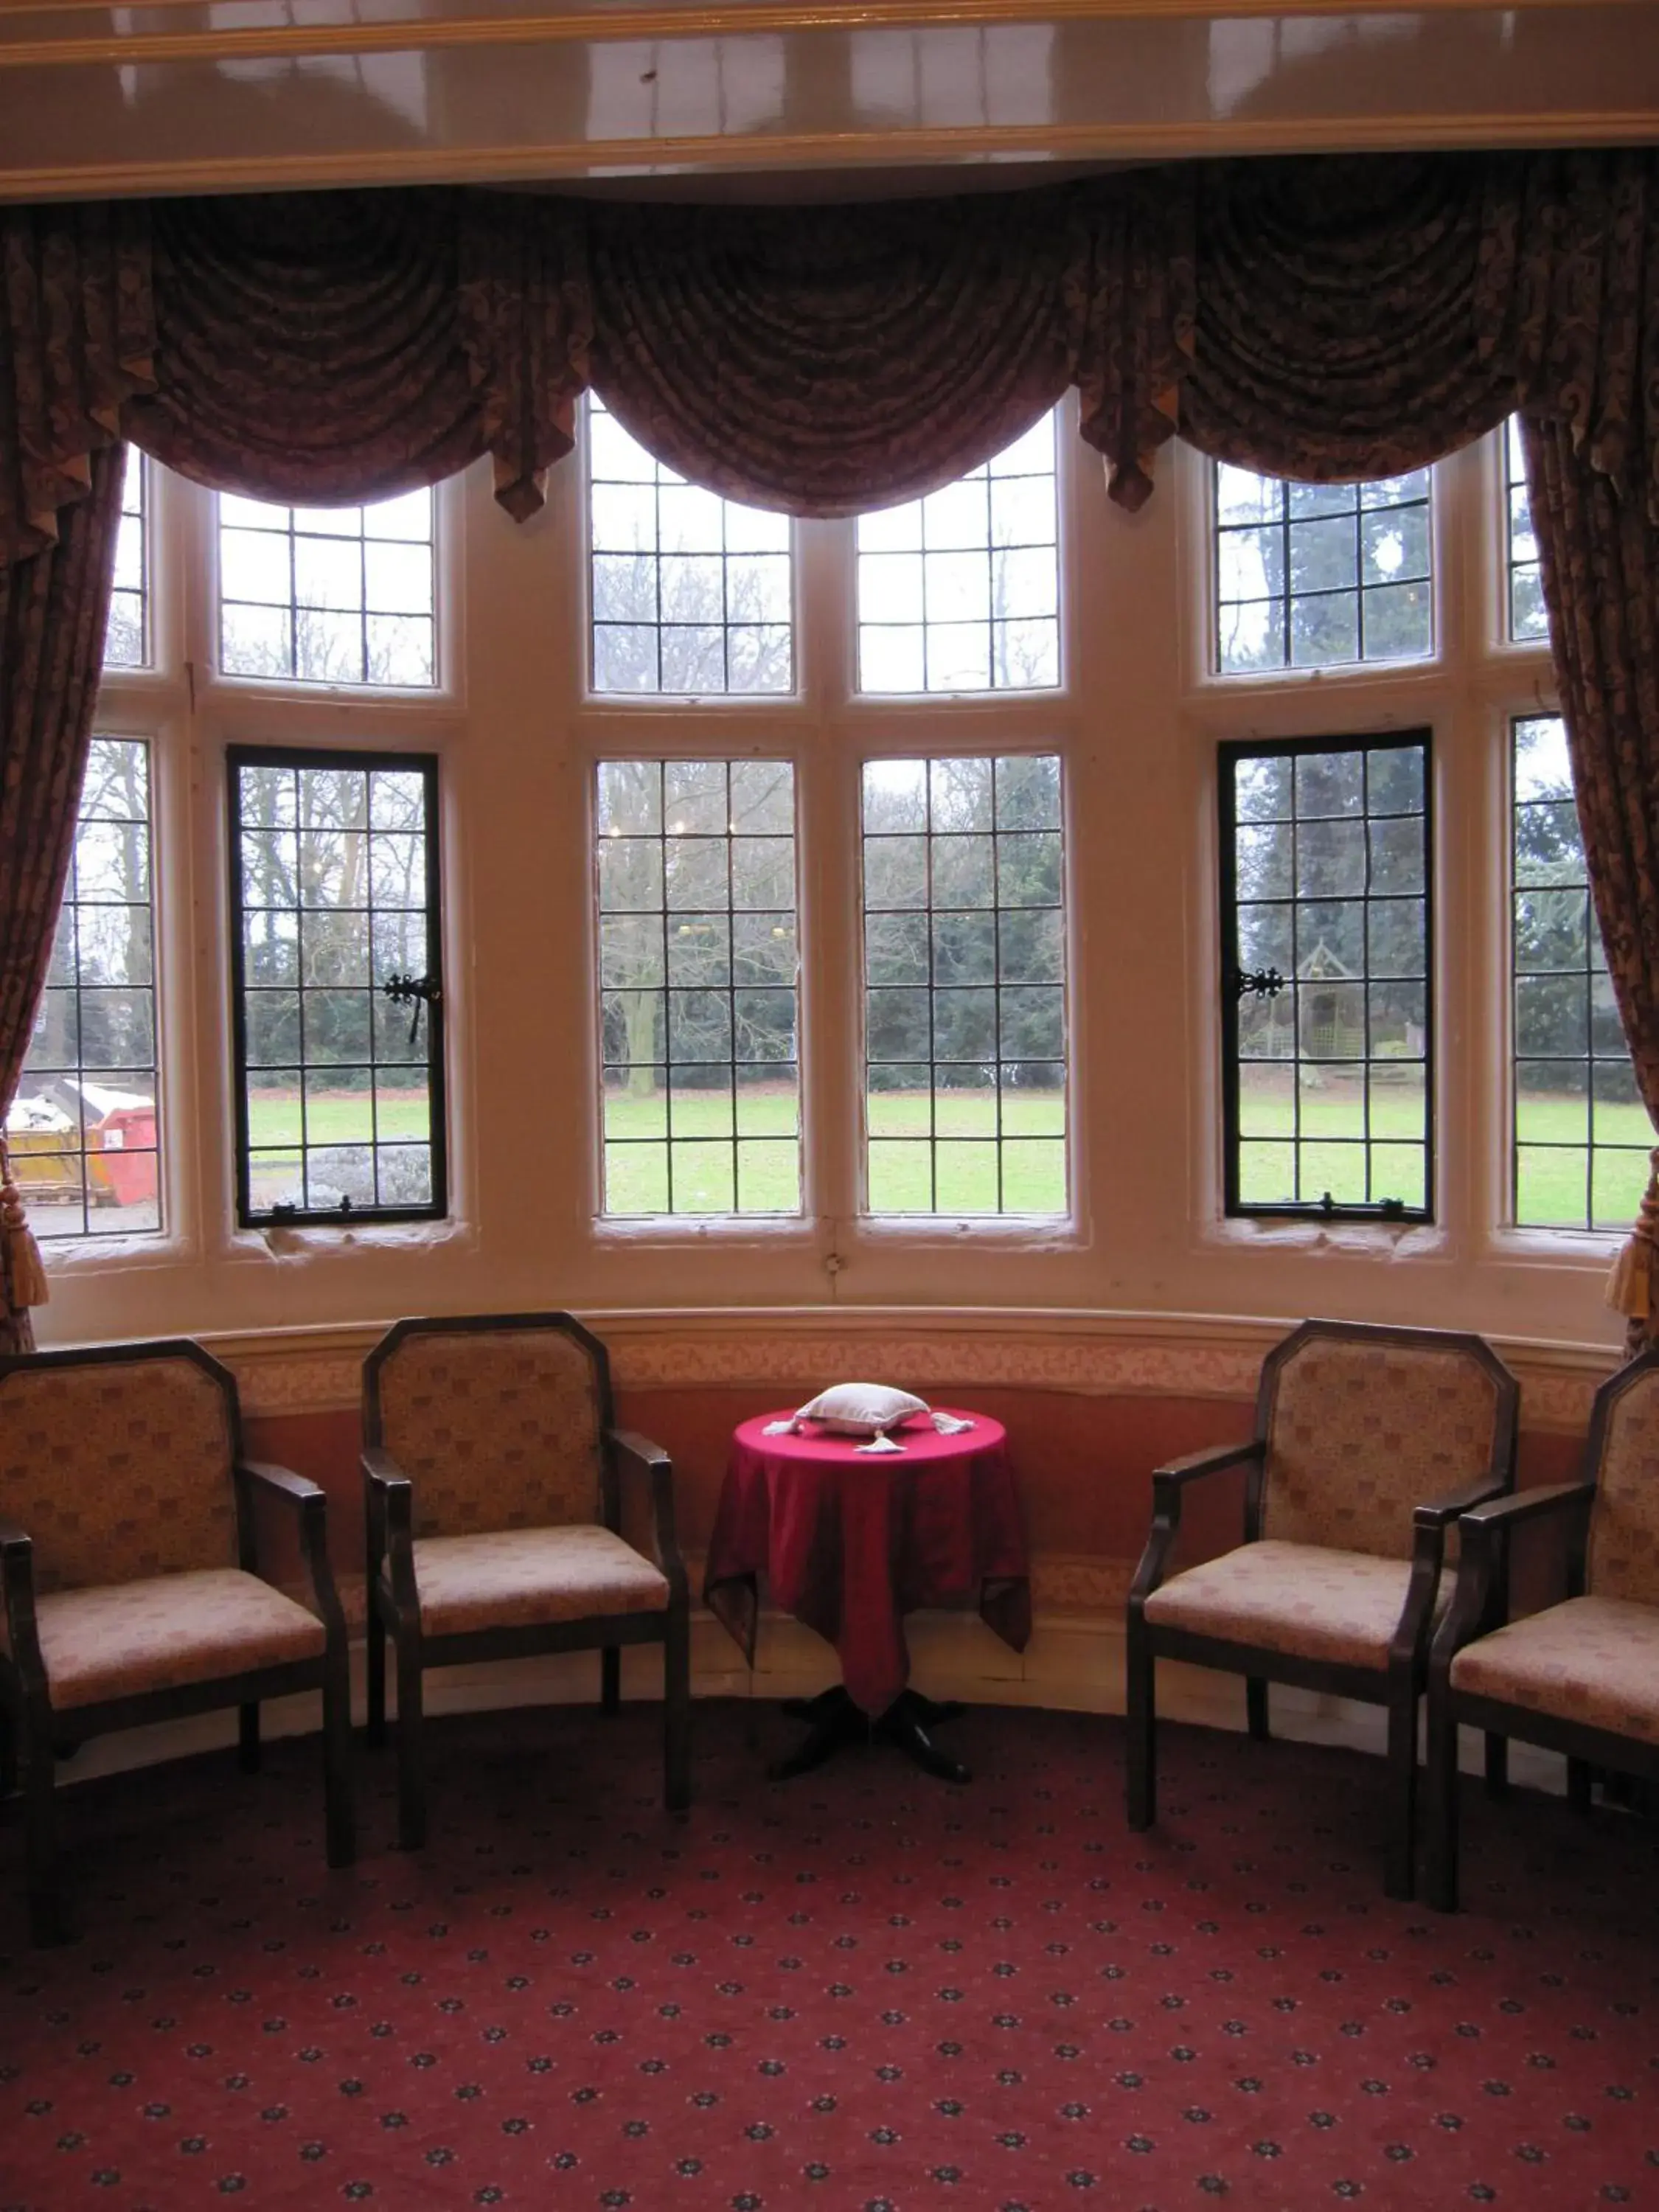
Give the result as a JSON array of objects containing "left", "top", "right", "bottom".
[
  {"left": 1256, "top": 1321, "right": 1516, "bottom": 1561},
  {"left": 364, "top": 1312, "right": 611, "bottom": 1540},
  {"left": 1582, "top": 1352, "right": 1659, "bottom": 1604},
  {"left": 0, "top": 1341, "right": 239, "bottom": 1595}
]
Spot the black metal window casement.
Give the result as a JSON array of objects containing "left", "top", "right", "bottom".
[
  {"left": 228, "top": 747, "right": 446, "bottom": 1227},
  {"left": 1220, "top": 732, "right": 1433, "bottom": 1222}
]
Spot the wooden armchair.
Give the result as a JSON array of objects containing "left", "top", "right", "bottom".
[
  {"left": 1127, "top": 1318, "right": 1518, "bottom": 1899},
  {"left": 1426, "top": 1348, "right": 1659, "bottom": 1912},
  {"left": 362, "top": 1311, "right": 690, "bottom": 1850},
  {"left": 0, "top": 1340, "right": 353, "bottom": 1946}
]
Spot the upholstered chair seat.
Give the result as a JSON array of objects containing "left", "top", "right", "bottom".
[
  {"left": 1142, "top": 1540, "right": 1453, "bottom": 1674},
  {"left": 1427, "top": 1351, "right": 1659, "bottom": 1910},
  {"left": 23, "top": 1568, "right": 327, "bottom": 1711},
  {"left": 411, "top": 1526, "right": 671, "bottom": 1639},
  {"left": 1127, "top": 1320, "right": 1518, "bottom": 1900},
  {"left": 1448, "top": 1596, "right": 1659, "bottom": 1745},
  {"left": 363, "top": 1312, "right": 691, "bottom": 1851},
  {"left": 0, "top": 1340, "right": 354, "bottom": 1946}
]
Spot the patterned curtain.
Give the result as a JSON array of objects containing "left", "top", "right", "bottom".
[
  {"left": 1526, "top": 416, "right": 1659, "bottom": 1347},
  {"left": 0, "top": 444, "right": 125, "bottom": 1353},
  {"left": 582, "top": 192, "right": 1074, "bottom": 516},
  {"left": 1, "top": 152, "right": 1659, "bottom": 1340}
]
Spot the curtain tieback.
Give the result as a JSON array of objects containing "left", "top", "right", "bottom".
[
  {"left": 0, "top": 1138, "right": 49, "bottom": 1318},
  {"left": 1605, "top": 1146, "right": 1659, "bottom": 1339}
]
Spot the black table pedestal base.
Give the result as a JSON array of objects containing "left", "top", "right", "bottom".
[{"left": 771, "top": 1686, "right": 972, "bottom": 1783}]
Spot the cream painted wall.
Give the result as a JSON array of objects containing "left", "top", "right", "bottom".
[{"left": 33, "top": 400, "right": 1628, "bottom": 1363}]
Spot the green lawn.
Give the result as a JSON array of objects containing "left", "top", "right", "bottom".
[
  {"left": 248, "top": 1092, "right": 431, "bottom": 1147},
  {"left": 602, "top": 1084, "right": 1066, "bottom": 1214},
  {"left": 252, "top": 1081, "right": 1652, "bottom": 1231},
  {"left": 1238, "top": 1071, "right": 1650, "bottom": 1228}
]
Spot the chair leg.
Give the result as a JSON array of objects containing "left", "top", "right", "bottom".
[
  {"left": 1384, "top": 1691, "right": 1418, "bottom": 1902},
  {"left": 1246, "top": 1679, "right": 1270, "bottom": 1742},
  {"left": 0, "top": 1702, "right": 15, "bottom": 1799},
  {"left": 365, "top": 1601, "right": 387, "bottom": 1749},
  {"left": 322, "top": 1646, "right": 357, "bottom": 1869},
  {"left": 664, "top": 1614, "right": 691, "bottom": 1815},
  {"left": 1568, "top": 1757, "right": 1593, "bottom": 1816},
  {"left": 1484, "top": 1732, "right": 1509, "bottom": 1798},
  {"left": 394, "top": 1637, "right": 427, "bottom": 1852},
  {"left": 238, "top": 1703, "right": 260, "bottom": 1773},
  {"left": 1424, "top": 1698, "right": 1461, "bottom": 1914},
  {"left": 22, "top": 1719, "right": 66, "bottom": 1947},
  {"left": 1125, "top": 1625, "right": 1156, "bottom": 1831},
  {"left": 601, "top": 1646, "right": 620, "bottom": 1714}
]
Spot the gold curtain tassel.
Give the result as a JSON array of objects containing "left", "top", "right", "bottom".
[
  {"left": 0, "top": 1138, "right": 49, "bottom": 1315},
  {"left": 1605, "top": 1147, "right": 1659, "bottom": 1323}
]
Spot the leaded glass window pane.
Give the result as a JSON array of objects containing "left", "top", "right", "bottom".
[
  {"left": 218, "top": 489, "right": 437, "bottom": 687},
  {"left": 598, "top": 759, "right": 801, "bottom": 1214},
  {"left": 1512, "top": 714, "right": 1646, "bottom": 1229},
  {"left": 1222, "top": 734, "right": 1432, "bottom": 1219},
  {"left": 856, "top": 414, "right": 1060, "bottom": 695},
  {"left": 588, "top": 400, "right": 794, "bottom": 697},
  {"left": 18, "top": 738, "right": 160, "bottom": 1237},
  {"left": 863, "top": 754, "right": 1068, "bottom": 1214},
  {"left": 1214, "top": 465, "right": 1433, "bottom": 674}
]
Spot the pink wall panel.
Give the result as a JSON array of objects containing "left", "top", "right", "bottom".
[{"left": 242, "top": 1385, "right": 1587, "bottom": 1601}]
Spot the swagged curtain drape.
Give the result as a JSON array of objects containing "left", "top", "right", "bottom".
[{"left": 1, "top": 150, "right": 1657, "bottom": 1348}]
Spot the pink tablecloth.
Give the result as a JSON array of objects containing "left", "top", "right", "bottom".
[{"left": 703, "top": 1408, "right": 1032, "bottom": 1716}]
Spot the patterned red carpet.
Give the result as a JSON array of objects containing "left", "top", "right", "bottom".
[{"left": 2, "top": 1700, "right": 1658, "bottom": 2210}]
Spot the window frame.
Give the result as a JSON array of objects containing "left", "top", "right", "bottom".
[
  {"left": 225, "top": 741, "right": 449, "bottom": 1230},
  {"left": 1506, "top": 709, "right": 1648, "bottom": 1235},
  {"left": 1198, "top": 455, "right": 1443, "bottom": 692},
  {"left": 19, "top": 733, "right": 164, "bottom": 1243},
  {"left": 857, "top": 746, "right": 1071, "bottom": 1222},
  {"left": 1217, "top": 726, "right": 1436, "bottom": 1225},
  {"left": 580, "top": 396, "right": 801, "bottom": 709},
  {"left": 209, "top": 480, "right": 454, "bottom": 704},
  {"left": 591, "top": 751, "right": 806, "bottom": 1222}
]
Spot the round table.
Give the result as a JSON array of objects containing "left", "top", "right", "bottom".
[{"left": 703, "top": 1407, "right": 1031, "bottom": 1781}]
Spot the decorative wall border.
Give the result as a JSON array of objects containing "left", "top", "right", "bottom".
[{"left": 209, "top": 1307, "right": 1621, "bottom": 1433}]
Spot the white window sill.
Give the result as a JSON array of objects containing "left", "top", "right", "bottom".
[
  {"left": 1483, "top": 1225, "right": 1624, "bottom": 1270},
  {"left": 224, "top": 1217, "right": 477, "bottom": 1262},
  {"left": 33, "top": 1229, "right": 183, "bottom": 1274},
  {"left": 1198, "top": 1214, "right": 1448, "bottom": 1262},
  {"left": 592, "top": 1214, "right": 816, "bottom": 1245},
  {"left": 852, "top": 1212, "right": 1080, "bottom": 1249}
]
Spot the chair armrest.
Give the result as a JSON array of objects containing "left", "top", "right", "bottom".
[
  {"left": 1458, "top": 1482, "right": 1596, "bottom": 1533},
  {"left": 234, "top": 1460, "right": 344, "bottom": 1634},
  {"left": 0, "top": 1516, "right": 46, "bottom": 1690},
  {"left": 1130, "top": 1441, "right": 1262, "bottom": 1612},
  {"left": 1153, "top": 1439, "right": 1264, "bottom": 1490},
  {"left": 360, "top": 1447, "right": 415, "bottom": 1618},
  {"left": 361, "top": 1445, "right": 411, "bottom": 1492},
  {"left": 1413, "top": 1475, "right": 1509, "bottom": 1531},
  {"left": 606, "top": 1427, "right": 689, "bottom": 1603},
  {"left": 238, "top": 1458, "right": 324, "bottom": 1507},
  {"left": 1396, "top": 1480, "right": 1506, "bottom": 1670},
  {"left": 1428, "top": 1484, "right": 1596, "bottom": 1688},
  {"left": 609, "top": 1427, "right": 670, "bottom": 1475}
]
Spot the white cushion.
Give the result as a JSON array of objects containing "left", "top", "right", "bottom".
[{"left": 793, "top": 1382, "right": 930, "bottom": 1436}]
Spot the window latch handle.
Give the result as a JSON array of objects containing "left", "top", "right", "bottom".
[{"left": 381, "top": 972, "right": 441, "bottom": 1046}]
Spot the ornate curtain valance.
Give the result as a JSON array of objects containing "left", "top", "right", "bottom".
[{"left": 1, "top": 149, "right": 1656, "bottom": 560}]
